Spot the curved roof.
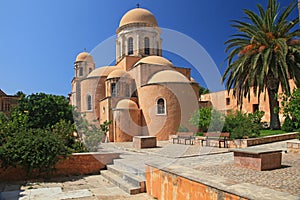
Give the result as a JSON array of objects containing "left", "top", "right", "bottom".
[
  {"left": 119, "top": 8, "right": 158, "bottom": 28},
  {"left": 76, "top": 52, "right": 94, "bottom": 63},
  {"left": 107, "top": 69, "right": 128, "bottom": 79},
  {"left": 190, "top": 77, "right": 196, "bottom": 82},
  {"left": 87, "top": 66, "right": 121, "bottom": 78},
  {"left": 134, "top": 56, "right": 173, "bottom": 67},
  {"left": 148, "top": 70, "right": 190, "bottom": 84},
  {"left": 116, "top": 99, "right": 138, "bottom": 109}
]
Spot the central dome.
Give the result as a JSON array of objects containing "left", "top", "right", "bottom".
[
  {"left": 134, "top": 56, "right": 174, "bottom": 67},
  {"left": 119, "top": 8, "right": 158, "bottom": 28}
]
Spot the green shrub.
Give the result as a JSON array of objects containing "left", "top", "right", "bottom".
[
  {"left": 281, "top": 88, "right": 300, "bottom": 130},
  {"left": 177, "top": 125, "right": 189, "bottom": 132},
  {"left": 0, "top": 129, "right": 71, "bottom": 178},
  {"left": 282, "top": 116, "right": 295, "bottom": 132},
  {"left": 223, "top": 111, "right": 260, "bottom": 139},
  {"left": 189, "top": 108, "right": 224, "bottom": 132},
  {"left": 194, "top": 132, "right": 204, "bottom": 136},
  {"left": 189, "top": 107, "right": 212, "bottom": 132}
]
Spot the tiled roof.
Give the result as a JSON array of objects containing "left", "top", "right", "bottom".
[{"left": 0, "top": 89, "right": 6, "bottom": 96}]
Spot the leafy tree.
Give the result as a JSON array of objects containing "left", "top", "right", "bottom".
[
  {"left": 73, "top": 110, "right": 111, "bottom": 152},
  {"left": 15, "top": 91, "right": 25, "bottom": 98},
  {"left": 199, "top": 85, "right": 210, "bottom": 96},
  {"left": 0, "top": 128, "right": 71, "bottom": 178},
  {"left": 11, "top": 93, "right": 73, "bottom": 129},
  {"left": 189, "top": 107, "right": 224, "bottom": 132},
  {"left": 177, "top": 125, "right": 189, "bottom": 132},
  {"left": 189, "top": 107, "right": 211, "bottom": 132},
  {"left": 0, "top": 93, "right": 86, "bottom": 178},
  {"left": 223, "top": 0, "right": 300, "bottom": 130},
  {"left": 281, "top": 88, "right": 300, "bottom": 130}
]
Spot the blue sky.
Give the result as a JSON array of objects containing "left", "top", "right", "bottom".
[{"left": 0, "top": 0, "right": 298, "bottom": 96}]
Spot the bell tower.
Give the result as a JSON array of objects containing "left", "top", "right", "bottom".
[
  {"left": 74, "top": 51, "right": 95, "bottom": 78},
  {"left": 116, "top": 8, "right": 162, "bottom": 63}
]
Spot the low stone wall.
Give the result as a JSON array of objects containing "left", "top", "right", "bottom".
[
  {"left": 145, "top": 164, "right": 249, "bottom": 200},
  {"left": 287, "top": 141, "right": 300, "bottom": 154},
  {"left": 0, "top": 152, "right": 120, "bottom": 181},
  {"left": 227, "top": 132, "right": 298, "bottom": 148}
]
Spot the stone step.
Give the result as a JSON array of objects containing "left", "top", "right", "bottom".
[
  {"left": 106, "top": 164, "right": 146, "bottom": 192},
  {"left": 113, "top": 158, "right": 146, "bottom": 177},
  {"left": 100, "top": 170, "right": 141, "bottom": 195}
]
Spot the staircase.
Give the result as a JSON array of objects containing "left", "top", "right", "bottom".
[{"left": 100, "top": 154, "right": 147, "bottom": 195}]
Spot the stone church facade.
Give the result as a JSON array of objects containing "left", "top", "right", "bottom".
[{"left": 69, "top": 8, "right": 200, "bottom": 142}]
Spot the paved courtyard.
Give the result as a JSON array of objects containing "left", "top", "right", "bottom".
[{"left": 0, "top": 139, "right": 299, "bottom": 200}]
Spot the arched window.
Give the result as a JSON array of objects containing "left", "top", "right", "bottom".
[
  {"left": 156, "top": 42, "right": 160, "bottom": 56},
  {"left": 157, "top": 98, "right": 166, "bottom": 115},
  {"left": 79, "top": 67, "right": 83, "bottom": 76},
  {"left": 111, "top": 83, "right": 117, "bottom": 97},
  {"left": 144, "top": 37, "right": 150, "bottom": 55},
  {"left": 128, "top": 37, "right": 133, "bottom": 55},
  {"left": 87, "top": 95, "right": 92, "bottom": 111},
  {"left": 118, "top": 41, "right": 122, "bottom": 59},
  {"left": 125, "top": 84, "right": 130, "bottom": 97}
]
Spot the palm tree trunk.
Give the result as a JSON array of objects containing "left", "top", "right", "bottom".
[
  {"left": 298, "top": 0, "right": 300, "bottom": 23},
  {"left": 267, "top": 87, "right": 281, "bottom": 130}
]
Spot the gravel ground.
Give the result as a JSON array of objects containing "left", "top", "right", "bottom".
[{"left": 194, "top": 153, "right": 300, "bottom": 196}]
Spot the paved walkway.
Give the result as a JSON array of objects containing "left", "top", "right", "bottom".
[
  {"left": 0, "top": 175, "right": 154, "bottom": 200},
  {"left": 1, "top": 139, "right": 299, "bottom": 200}
]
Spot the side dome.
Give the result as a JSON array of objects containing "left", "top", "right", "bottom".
[
  {"left": 75, "top": 52, "right": 94, "bottom": 63},
  {"left": 116, "top": 99, "right": 138, "bottom": 109},
  {"left": 148, "top": 70, "right": 190, "bottom": 84},
  {"left": 119, "top": 8, "right": 158, "bottom": 28},
  {"left": 87, "top": 66, "right": 121, "bottom": 78},
  {"left": 134, "top": 56, "right": 173, "bottom": 67},
  {"left": 107, "top": 69, "right": 128, "bottom": 79}
]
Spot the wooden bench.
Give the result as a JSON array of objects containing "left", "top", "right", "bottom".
[
  {"left": 230, "top": 148, "right": 282, "bottom": 171},
  {"left": 200, "top": 132, "right": 230, "bottom": 148},
  {"left": 172, "top": 132, "right": 195, "bottom": 145}
]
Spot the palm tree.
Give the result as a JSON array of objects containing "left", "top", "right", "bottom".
[
  {"left": 223, "top": 0, "right": 300, "bottom": 129},
  {"left": 298, "top": 0, "right": 300, "bottom": 22}
]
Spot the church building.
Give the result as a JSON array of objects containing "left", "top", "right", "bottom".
[
  {"left": 0, "top": 89, "right": 19, "bottom": 116},
  {"left": 70, "top": 8, "right": 200, "bottom": 142}
]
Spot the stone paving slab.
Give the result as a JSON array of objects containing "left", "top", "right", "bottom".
[
  {"left": 1, "top": 187, "right": 93, "bottom": 200},
  {"left": 0, "top": 175, "right": 155, "bottom": 200}
]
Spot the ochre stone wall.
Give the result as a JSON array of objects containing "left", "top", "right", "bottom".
[
  {"left": 200, "top": 132, "right": 298, "bottom": 148},
  {"left": 201, "top": 79, "right": 296, "bottom": 123},
  {"left": 0, "top": 152, "right": 119, "bottom": 181},
  {"left": 138, "top": 84, "right": 181, "bottom": 140},
  {"left": 146, "top": 165, "right": 249, "bottom": 200},
  {"left": 113, "top": 109, "right": 141, "bottom": 142}
]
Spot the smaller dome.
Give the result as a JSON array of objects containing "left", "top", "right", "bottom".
[
  {"left": 76, "top": 52, "right": 94, "bottom": 63},
  {"left": 119, "top": 8, "right": 158, "bottom": 28},
  {"left": 148, "top": 70, "right": 190, "bottom": 84},
  {"left": 107, "top": 69, "right": 127, "bottom": 79},
  {"left": 135, "top": 56, "right": 173, "bottom": 67},
  {"left": 116, "top": 99, "right": 138, "bottom": 109},
  {"left": 190, "top": 77, "right": 196, "bottom": 82},
  {"left": 87, "top": 66, "right": 121, "bottom": 78}
]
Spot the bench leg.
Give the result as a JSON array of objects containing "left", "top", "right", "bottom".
[{"left": 218, "top": 140, "right": 226, "bottom": 148}]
